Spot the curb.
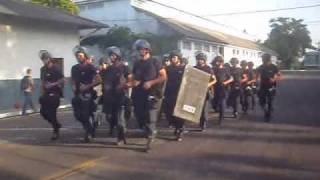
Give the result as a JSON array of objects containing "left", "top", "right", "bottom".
[{"left": 0, "top": 104, "right": 72, "bottom": 119}]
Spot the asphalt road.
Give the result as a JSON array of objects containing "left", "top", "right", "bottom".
[{"left": 0, "top": 72, "right": 320, "bottom": 180}]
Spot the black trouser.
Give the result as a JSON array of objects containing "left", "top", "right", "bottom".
[
  {"left": 240, "top": 87, "right": 249, "bottom": 112},
  {"left": 227, "top": 86, "right": 240, "bottom": 113},
  {"left": 133, "top": 95, "right": 162, "bottom": 138},
  {"left": 164, "top": 97, "right": 185, "bottom": 132},
  {"left": 199, "top": 98, "right": 210, "bottom": 129},
  {"left": 213, "top": 87, "right": 227, "bottom": 124},
  {"left": 39, "top": 93, "right": 61, "bottom": 132},
  {"left": 72, "top": 95, "right": 96, "bottom": 137},
  {"left": 104, "top": 95, "right": 129, "bottom": 140},
  {"left": 258, "top": 88, "right": 276, "bottom": 114}
]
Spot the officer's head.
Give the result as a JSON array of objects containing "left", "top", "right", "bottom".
[
  {"left": 262, "top": 53, "right": 272, "bottom": 65},
  {"left": 106, "top": 46, "right": 121, "bottom": 63},
  {"left": 240, "top": 60, "right": 248, "bottom": 69},
  {"left": 162, "top": 56, "right": 170, "bottom": 67},
  {"left": 169, "top": 50, "right": 182, "bottom": 66},
  {"left": 224, "top": 63, "right": 231, "bottom": 69},
  {"left": 248, "top": 61, "right": 254, "bottom": 69},
  {"left": 73, "top": 46, "right": 89, "bottom": 64},
  {"left": 133, "top": 39, "right": 151, "bottom": 60},
  {"left": 26, "top": 68, "right": 32, "bottom": 75},
  {"left": 196, "top": 52, "right": 207, "bottom": 66},
  {"left": 39, "top": 50, "right": 52, "bottom": 66},
  {"left": 181, "top": 57, "right": 189, "bottom": 66},
  {"left": 99, "top": 57, "right": 111, "bottom": 70},
  {"left": 213, "top": 56, "right": 224, "bottom": 68},
  {"left": 230, "top": 57, "right": 239, "bottom": 67}
]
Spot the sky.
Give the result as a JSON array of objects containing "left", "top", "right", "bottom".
[{"left": 151, "top": 0, "right": 320, "bottom": 46}]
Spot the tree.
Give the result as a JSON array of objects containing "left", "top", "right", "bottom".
[
  {"left": 264, "top": 17, "right": 312, "bottom": 69},
  {"left": 31, "top": 0, "right": 79, "bottom": 15}
]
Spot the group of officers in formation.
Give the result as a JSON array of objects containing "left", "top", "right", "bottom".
[{"left": 38, "top": 39, "right": 281, "bottom": 151}]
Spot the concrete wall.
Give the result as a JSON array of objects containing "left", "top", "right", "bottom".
[
  {"left": 0, "top": 16, "right": 79, "bottom": 80},
  {"left": 0, "top": 16, "right": 80, "bottom": 111}
]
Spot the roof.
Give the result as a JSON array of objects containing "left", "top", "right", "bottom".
[
  {"left": 159, "top": 18, "right": 262, "bottom": 51},
  {"left": 133, "top": 7, "right": 276, "bottom": 54},
  {"left": 0, "top": 0, "right": 108, "bottom": 29}
]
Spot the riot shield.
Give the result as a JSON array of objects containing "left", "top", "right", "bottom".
[{"left": 173, "top": 66, "right": 211, "bottom": 123}]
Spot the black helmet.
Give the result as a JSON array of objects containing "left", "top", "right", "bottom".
[
  {"left": 99, "top": 57, "right": 111, "bottom": 65},
  {"left": 240, "top": 60, "right": 248, "bottom": 66},
  {"left": 181, "top": 57, "right": 189, "bottom": 65},
  {"left": 230, "top": 57, "right": 239, "bottom": 65},
  {"left": 133, "top": 39, "right": 151, "bottom": 51},
  {"left": 106, "top": 46, "right": 121, "bottom": 58},
  {"left": 73, "top": 45, "right": 90, "bottom": 58},
  {"left": 212, "top": 55, "right": 224, "bottom": 65},
  {"left": 169, "top": 50, "right": 182, "bottom": 60},
  {"left": 39, "top": 50, "right": 52, "bottom": 60},
  {"left": 195, "top": 52, "right": 207, "bottom": 61},
  {"left": 248, "top": 61, "right": 254, "bottom": 67},
  {"left": 262, "top": 53, "right": 271, "bottom": 63}
]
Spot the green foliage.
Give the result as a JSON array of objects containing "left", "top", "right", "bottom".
[
  {"left": 264, "top": 17, "right": 312, "bottom": 69},
  {"left": 31, "top": 0, "right": 79, "bottom": 15}
]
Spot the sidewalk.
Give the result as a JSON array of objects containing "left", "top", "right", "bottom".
[{"left": 0, "top": 104, "right": 71, "bottom": 119}]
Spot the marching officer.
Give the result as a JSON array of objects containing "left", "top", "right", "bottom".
[
  {"left": 212, "top": 56, "right": 233, "bottom": 124},
  {"left": 71, "top": 46, "right": 101, "bottom": 143},
  {"left": 246, "top": 61, "right": 258, "bottom": 110},
  {"left": 39, "top": 50, "right": 64, "bottom": 140},
  {"left": 101, "top": 46, "right": 130, "bottom": 145},
  {"left": 194, "top": 52, "right": 216, "bottom": 131},
  {"left": 129, "top": 39, "right": 167, "bottom": 151},
  {"left": 163, "top": 50, "right": 186, "bottom": 141},
  {"left": 256, "top": 53, "right": 281, "bottom": 121},
  {"left": 240, "top": 60, "right": 249, "bottom": 113},
  {"left": 227, "top": 58, "right": 248, "bottom": 118}
]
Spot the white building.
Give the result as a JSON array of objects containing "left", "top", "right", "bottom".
[
  {"left": 0, "top": 0, "right": 106, "bottom": 110},
  {"left": 75, "top": 0, "right": 277, "bottom": 65}
]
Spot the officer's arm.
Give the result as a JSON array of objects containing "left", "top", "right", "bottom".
[
  {"left": 150, "top": 68, "right": 167, "bottom": 86},
  {"left": 241, "top": 74, "right": 248, "bottom": 83},
  {"left": 126, "top": 74, "right": 140, "bottom": 88},
  {"left": 208, "top": 75, "right": 216, "bottom": 87},
  {"left": 223, "top": 76, "right": 234, "bottom": 86}
]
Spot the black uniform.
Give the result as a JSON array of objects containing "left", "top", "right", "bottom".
[
  {"left": 131, "top": 57, "right": 164, "bottom": 138},
  {"left": 213, "top": 67, "right": 231, "bottom": 123},
  {"left": 164, "top": 64, "right": 185, "bottom": 135},
  {"left": 240, "top": 68, "right": 249, "bottom": 113},
  {"left": 245, "top": 68, "right": 258, "bottom": 110},
  {"left": 39, "top": 65, "right": 64, "bottom": 136},
  {"left": 101, "top": 62, "right": 130, "bottom": 142},
  {"left": 71, "top": 63, "right": 98, "bottom": 139},
  {"left": 227, "top": 66, "right": 243, "bottom": 116},
  {"left": 194, "top": 65, "right": 213, "bottom": 130},
  {"left": 257, "top": 64, "right": 279, "bottom": 119}
]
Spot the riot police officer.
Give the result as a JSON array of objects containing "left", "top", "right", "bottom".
[
  {"left": 212, "top": 56, "right": 233, "bottom": 124},
  {"left": 101, "top": 46, "right": 130, "bottom": 145},
  {"left": 194, "top": 52, "right": 216, "bottom": 131},
  {"left": 39, "top": 50, "right": 64, "bottom": 140},
  {"left": 246, "top": 61, "right": 258, "bottom": 110},
  {"left": 129, "top": 39, "right": 167, "bottom": 151},
  {"left": 256, "top": 53, "right": 281, "bottom": 121},
  {"left": 163, "top": 50, "right": 185, "bottom": 141},
  {"left": 240, "top": 60, "right": 249, "bottom": 113},
  {"left": 71, "top": 46, "right": 101, "bottom": 143},
  {"left": 227, "top": 58, "right": 248, "bottom": 118}
]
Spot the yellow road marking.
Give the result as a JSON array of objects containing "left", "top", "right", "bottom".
[{"left": 41, "top": 157, "right": 107, "bottom": 180}]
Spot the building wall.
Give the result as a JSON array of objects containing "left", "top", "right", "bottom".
[
  {"left": 0, "top": 17, "right": 79, "bottom": 80},
  {"left": 77, "top": 0, "right": 169, "bottom": 35},
  {"left": 0, "top": 16, "right": 80, "bottom": 111}
]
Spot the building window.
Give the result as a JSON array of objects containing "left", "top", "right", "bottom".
[
  {"left": 211, "top": 45, "right": 218, "bottom": 52},
  {"left": 233, "top": 49, "right": 236, "bottom": 55},
  {"left": 182, "top": 41, "right": 192, "bottom": 50},
  {"left": 203, "top": 44, "right": 210, "bottom": 52},
  {"left": 194, "top": 42, "right": 202, "bottom": 51},
  {"left": 87, "top": 2, "right": 104, "bottom": 9},
  {"left": 237, "top": 50, "right": 240, "bottom": 55}
]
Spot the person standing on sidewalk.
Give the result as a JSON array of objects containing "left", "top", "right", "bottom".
[{"left": 21, "top": 68, "right": 36, "bottom": 115}]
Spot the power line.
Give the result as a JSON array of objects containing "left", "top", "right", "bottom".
[{"left": 203, "top": 4, "right": 320, "bottom": 17}]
